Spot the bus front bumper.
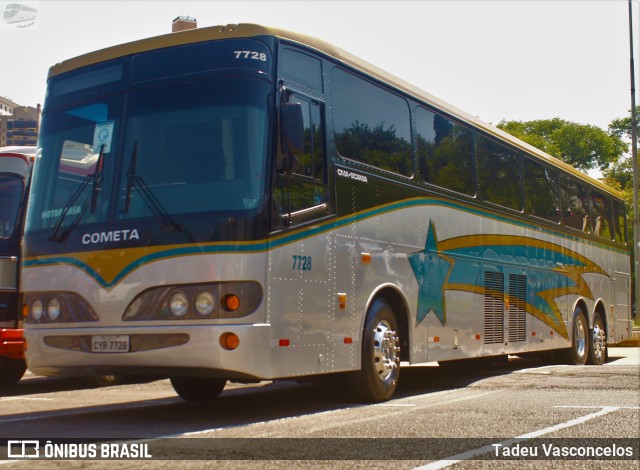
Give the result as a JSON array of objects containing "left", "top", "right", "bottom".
[{"left": 24, "top": 323, "right": 272, "bottom": 380}]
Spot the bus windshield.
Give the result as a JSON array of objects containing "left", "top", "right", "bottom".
[
  {"left": 28, "top": 76, "right": 271, "bottom": 236},
  {"left": 0, "top": 174, "right": 23, "bottom": 239}
]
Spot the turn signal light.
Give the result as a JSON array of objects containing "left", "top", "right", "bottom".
[
  {"left": 220, "top": 332, "right": 240, "bottom": 350},
  {"left": 222, "top": 294, "right": 240, "bottom": 312}
]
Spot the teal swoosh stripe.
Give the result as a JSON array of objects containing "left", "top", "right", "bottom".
[{"left": 24, "top": 196, "right": 626, "bottom": 288}]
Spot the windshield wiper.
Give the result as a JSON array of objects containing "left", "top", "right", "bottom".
[
  {"left": 49, "top": 145, "right": 105, "bottom": 243},
  {"left": 123, "top": 142, "right": 181, "bottom": 233}
]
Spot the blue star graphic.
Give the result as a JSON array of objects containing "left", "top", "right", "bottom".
[{"left": 408, "top": 221, "right": 452, "bottom": 326}]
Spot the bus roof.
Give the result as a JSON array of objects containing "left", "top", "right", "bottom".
[
  {"left": 48, "top": 23, "right": 623, "bottom": 200},
  {"left": 0, "top": 148, "right": 34, "bottom": 177},
  {"left": 0, "top": 146, "right": 36, "bottom": 156}
]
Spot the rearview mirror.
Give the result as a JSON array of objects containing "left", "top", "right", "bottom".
[{"left": 281, "top": 103, "right": 304, "bottom": 156}]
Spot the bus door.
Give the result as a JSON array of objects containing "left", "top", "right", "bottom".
[{"left": 269, "top": 89, "right": 334, "bottom": 377}]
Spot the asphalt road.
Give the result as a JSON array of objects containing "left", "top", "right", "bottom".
[{"left": 0, "top": 348, "right": 638, "bottom": 469}]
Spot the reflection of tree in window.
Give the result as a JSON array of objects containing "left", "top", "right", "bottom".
[
  {"left": 477, "top": 136, "right": 522, "bottom": 210},
  {"left": 560, "top": 177, "right": 589, "bottom": 231},
  {"left": 524, "top": 159, "right": 560, "bottom": 222},
  {"left": 613, "top": 201, "right": 627, "bottom": 243},
  {"left": 332, "top": 68, "right": 412, "bottom": 176},
  {"left": 589, "top": 191, "right": 613, "bottom": 239},
  {"left": 274, "top": 94, "right": 327, "bottom": 223},
  {"left": 416, "top": 108, "right": 474, "bottom": 195},
  {"left": 335, "top": 121, "right": 412, "bottom": 175}
]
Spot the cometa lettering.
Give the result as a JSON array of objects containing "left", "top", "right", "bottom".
[{"left": 82, "top": 229, "right": 140, "bottom": 245}]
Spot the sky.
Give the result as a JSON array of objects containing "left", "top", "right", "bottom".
[{"left": 0, "top": 0, "right": 638, "bottom": 132}]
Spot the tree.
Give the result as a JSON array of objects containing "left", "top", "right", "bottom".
[
  {"left": 497, "top": 118, "right": 627, "bottom": 172},
  {"left": 608, "top": 105, "right": 640, "bottom": 141},
  {"left": 603, "top": 107, "right": 638, "bottom": 252}
]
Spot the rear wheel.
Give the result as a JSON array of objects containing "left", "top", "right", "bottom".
[
  {"left": 588, "top": 312, "right": 607, "bottom": 365},
  {"left": 567, "top": 307, "right": 588, "bottom": 365},
  {"left": 170, "top": 377, "right": 227, "bottom": 401},
  {"left": 347, "top": 299, "right": 401, "bottom": 402}
]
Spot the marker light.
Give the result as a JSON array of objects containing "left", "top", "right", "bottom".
[
  {"left": 168, "top": 292, "right": 189, "bottom": 317},
  {"left": 220, "top": 332, "right": 240, "bottom": 350},
  {"left": 194, "top": 291, "right": 215, "bottom": 316},
  {"left": 47, "top": 298, "right": 61, "bottom": 321},
  {"left": 31, "top": 300, "right": 43, "bottom": 321},
  {"left": 222, "top": 294, "right": 240, "bottom": 312}
]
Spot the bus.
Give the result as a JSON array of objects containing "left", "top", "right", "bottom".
[
  {"left": 2, "top": 3, "right": 37, "bottom": 24},
  {"left": 22, "top": 24, "right": 632, "bottom": 402},
  {"left": 0, "top": 146, "right": 123, "bottom": 387},
  {"left": 0, "top": 147, "right": 34, "bottom": 385}
]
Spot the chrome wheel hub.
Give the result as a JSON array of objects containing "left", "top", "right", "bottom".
[
  {"left": 575, "top": 318, "right": 587, "bottom": 360},
  {"left": 592, "top": 323, "right": 606, "bottom": 362},
  {"left": 372, "top": 320, "right": 400, "bottom": 381}
]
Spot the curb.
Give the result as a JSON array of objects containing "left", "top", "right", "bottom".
[{"left": 612, "top": 327, "right": 640, "bottom": 347}]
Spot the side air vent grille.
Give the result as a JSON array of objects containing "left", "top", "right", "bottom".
[
  {"left": 508, "top": 274, "right": 527, "bottom": 342},
  {"left": 484, "top": 271, "right": 504, "bottom": 344}
]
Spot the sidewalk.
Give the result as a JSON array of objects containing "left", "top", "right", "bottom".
[{"left": 614, "top": 326, "right": 640, "bottom": 347}]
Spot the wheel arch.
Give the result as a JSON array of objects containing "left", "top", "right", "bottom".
[{"left": 366, "top": 284, "right": 410, "bottom": 362}]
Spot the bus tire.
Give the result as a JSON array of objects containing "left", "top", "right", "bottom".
[
  {"left": 0, "top": 360, "right": 26, "bottom": 386},
  {"left": 588, "top": 312, "right": 607, "bottom": 366},
  {"left": 567, "top": 307, "right": 589, "bottom": 365},
  {"left": 347, "top": 298, "right": 401, "bottom": 402},
  {"left": 170, "top": 377, "right": 227, "bottom": 401}
]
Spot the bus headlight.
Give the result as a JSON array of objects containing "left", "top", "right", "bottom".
[
  {"left": 123, "top": 282, "right": 263, "bottom": 321},
  {"left": 194, "top": 291, "right": 215, "bottom": 316},
  {"left": 24, "top": 292, "right": 99, "bottom": 323},
  {"left": 47, "top": 297, "right": 61, "bottom": 321},
  {"left": 31, "top": 300, "right": 44, "bottom": 321},
  {"left": 168, "top": 292, "right": 189, "bottom": 317}
]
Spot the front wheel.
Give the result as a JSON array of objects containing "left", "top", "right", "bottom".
[
  {"left": 0, "top": 360, "right": 26, "bottom": 386},
  {"left": 347, "top": 299, "right": 401, "bottom": 402},
  {"left": 170, "top": 377, "right": 227, "bottom": 401},
  {"left": 566, "top": 307, "right": 589, "bottom": 365},
  {"left": 588, "top": 312, "right": 607, "bottom": 365}
]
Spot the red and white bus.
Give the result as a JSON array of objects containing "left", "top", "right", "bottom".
[{"left": 0, "top": 146, "right": 34, "bottom": 385}]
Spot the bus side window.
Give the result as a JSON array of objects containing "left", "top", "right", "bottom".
[
  {"left": 332, "top": 68, "right": 412, "bottom": 177},
  {"left": 613, "top": 200, "right": 628, "bottom": 244},
  {"left": 589, "top": 191, "right": 613, "bottom": 239},
  {"left": 559, "top": 176, "right": 589, "bottom": 232},
  {"left": 523, "top": 158, "right": 560, "bottom": 222},
  {"left": 416, "top": 107, "right": 474, "bottom": 196},
  {"left": 476, "top": 135, "right": 522, "bottom": 211}
]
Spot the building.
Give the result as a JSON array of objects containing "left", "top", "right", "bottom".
[
  {"left": 0, "top": 96, "right": 18, "bottom": 116},
  {"left": 0, "top": 97, "right": 40, "bottom": 148},
  {"left": 172, "top": 15, "right": 197, "bottom": 32}
]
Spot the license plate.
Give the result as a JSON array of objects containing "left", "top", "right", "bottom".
[{"left": 91, "top": 335, "right": 130, "bottom": 353}]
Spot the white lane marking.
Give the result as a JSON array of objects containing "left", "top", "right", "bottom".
[
  {"left": 376, "top": 403, "right": 417, "bottom": 407},
  {"left": 554, "top": 405, "right": 640, "bottom": 409},
  {"left": 413, "top": 405, "right": 622, "bottom": 470},
  {"left": 0, "top": 397, "right": 52, "bottom": 402},
  {"left": 0, "top": 398, "right": 176, "bottom": 424}
]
